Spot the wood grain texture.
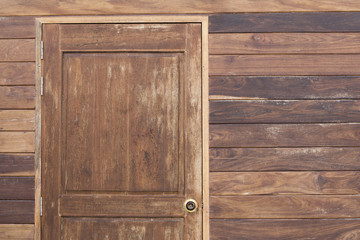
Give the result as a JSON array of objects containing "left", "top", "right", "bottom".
[
  {"left": 0, "top": 17, "right": 35, "bottom": 38},
  {"left": 210, "top": 124, "right": 360, "bottom": 147},
  {"left": 210, "top": 172, "right": 360, "bottom": 195},
  {"left": 0, "top": 39, "right": 35, "bottom": 61},
  {"left": 0, "top": 132, "right": 34, "bottom": 152},
  {"left": 210, "top": 196, "right": 360, "bottom": 218},
  {"left": 0, "top": 224, "right": 34, "bottom": 240},
  {"left": 209, "top": 55, "right": 360, "bottom": 76},
  {"left": 0, "top": 86, "right": 35, "bottom": 109},
  {"left": 209, "top": 12, "right": 360, "bottom": 33},
  {"left": 0, "top": 110, "right": 35, "bottom": 130},
  {"left": 210, "top": 147, "right": 360, "bottom": 171},
  {"left": 0, "top": 177, "right": 34, "bottom": 199},
  {"left": 210, "top": 219, "right": 360, "bottom": 240},
  {"left": 0, "top": 201, "right": 34, "bottom": 224},
  {"left": 210, "top": 100, "right": 360, "bottom": 123},
  {"left": 0, "top": 154, "right": 34, "bottom": 176},
  {"left": 0, "top": 62, "right": 35, "bottom": 86},
  {"left": 209, "top": 33, "right": 360, "bottom": 54},
  {"left": 209, "top": 76, "right": 360, "bottom": 100}
]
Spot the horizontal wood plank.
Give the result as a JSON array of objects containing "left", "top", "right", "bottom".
[
  {"left": 0, "top": 39, "right": 35, "bottom": 61},
  {"left": 209, "top": 33, "right": 360, "bottom": 54},
  {"left": 0, "top": 110, "right": 35, "bottom": 130},
  {"left": 0, "top": 63, "right": 35, "bottom": 86},
  {"left": 210, "top": 100, "right": 360, "bottom": 123},
  {"left": 209, "top": 12, "right": 360, "bottom": 33},
  {"left": 0, "top": 224, "right": 34, "bottom": 240},
  {"left": 0, "top": 86, "right": 35, "bottom": 109},
  {"left": 210, "top": 219, "right": 360, "bottom": 240},
  {"left": 210, "top": 55, "right": 360, "bottom": 76},
  {"left": 210, "top": 147, "right": 360, "bottom": 171},
  {"left": 0, "top": 132, "right": 35, "bottom": 152},
  {"left": 0, "top": 200, "right": 34, "bottom": 224},
  {"left": 210, "top": 196, "right": 360, "bottom": 218},
  {"left": 210, "top": 172, "right": 360, "bottom": 195},
  {"left": 0, "top": 177, "right": 34, "bottom": 199},
  {"left": 0, "top": 17, "right": 35, "bottom": 38},
  {"left": 209, "top": 76, "right": 360, "bottom": 100},
  {"left": 210, "top": 124, "right": 360, "bottom": 147},
  {"left": 0, "top": 154, "right": 34, "bottom": 176}
]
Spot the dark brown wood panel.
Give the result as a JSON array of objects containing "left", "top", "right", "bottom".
[
  {"left": 0, "top": 224, "right": 34, "bottom": 240},
  {"left": 0, "top": 177, "right": 34, "bottom": 199},
  {"left": 209, "top": 76, "right": 360, "bottom": 100},
  {"left": 0, "top": 17, "right": 35, "bottom": 38},
  {"left": 209, "top": 55, "right": 360, "bottom": 76},
  {"left": 0, "top": 86, "right": 35, "bottom": 109},
  {"left": 0, "top": 132, "right": 35, "bottom": 153},
  {"left": 0, "top": 110, "right": 35, "bottom": 130},
  {"left": 0, "top": 63, "right": 35, "bottom": 86},
  {"left": 210, "top": 100, "right": 360, "bottom": 123},
  {"left": 0, "top": 201, "right": 34, "bottom": 224},
  {"left": 0, "top": 154, "right": 34, "bottom": 176},
  {"left": 0, "top": 39, "right": 35, "bottom": 61},
  {"left": 210, "top": 196, "right": 360, "bottom": 218},
  {"left": 209, "top": 12, "right": 360, "bottom": 33},
  {"left": 210, "top": 219, "right": 360, "bottom": 240},
  {"left": 210, "top": 172, "right": 360, "bottom": 195},
  {"left": 210, "top": 147, "right": 360, "bottom": 171},
  {"left": 210, "top": 124, "right": 360, "bottom": 147}
]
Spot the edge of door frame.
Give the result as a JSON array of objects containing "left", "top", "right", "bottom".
[{"left": 35, "top": 15, "right": 209, "bottom": 240}]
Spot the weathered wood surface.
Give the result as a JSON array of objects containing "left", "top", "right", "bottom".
[
  {"left": 0, "top": 110, "right": 35, "bottom": 130},
  {"left": 0, "top": 154, "right": 34, "bottom": 176},
  {"left": 0, "top": 224, "right": 34, "bottom": 240},
  {"left": 210, "top": 124, "right": 360, "bottom": 147},
  {"left": 210, "top": 100, "right": 360, "bottom": 123},
  {"left": 210, "top": 219, "right": 360, "bottom": 240},
  {"left": 210, "top": 172, "right": 360, "bottom": 195},
  {"left": 209, "top": 76, "right": 360, "bottom": 100},
  {"left": 0, "top": 17, "right": 35, "bottom": 38},
  {"left": 209, "top": 55, "right": 360, "bottom": 76},
  {"left": 0, "top": 63, "right": 35, "bottom": 86},
  {"left": 210, "top": 147, "right": 360, "bottom": 171},
  {"left": 0, "top": 86, "right": 35, "bottom": 109},
  {"left": 210, "top": 196, "right": 360, "bottom": 218},
  {"left": 0, "top": 177, "right": 34, "bottom": 199},
  {"left": 0, "top": 201, "right": 34, "bottom": 224},
  {"left": 0, "top": 132, "right": 35, "bottom": 152},
  {"left": 0, "top": 39, "right": 35, "bottom": 61}
]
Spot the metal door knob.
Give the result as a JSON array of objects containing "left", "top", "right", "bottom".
[{"left": 184, "top": 199, "right": 198, "bottom": 212}]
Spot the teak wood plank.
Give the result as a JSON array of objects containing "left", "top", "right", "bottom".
[
  {"left": 0, "top": 224, "right": 34, "bottom": 240},
  {"left": 210, "top": 195, "right": 360, "bottom": 219},
  {"left": 0, "top": 110, "right": 35, "bottom": 130},
  {"left": 210, "top": 100, "right": 360, "bottom": 124},
  {"left": 0, "top": 177, "right": 34, "bottom": 199},
  {"left": 0, "top": 200, "right": 34, "bottom": 224},
  {"left": 0, "top": 17, "right": 35, "bottom": 39},
  {"left": 209, "top": 33, "right": 360, "bottom": 54},
  {"left": 209, "top": 55, "right": 360, "bottom": 76},
  {"left": 210, "top": 219, "right": 360, "bottom": 240},
  {"left": 0, "top": 132, "right": 34, "bottom": 152},
  {"left": 0, "top": 39, "right": 35, "bottom": 61},
  {"left": 210, "top": 147, "right": 360, "bottom": 171},
  {"left": 209, "top": 12, "right": 360, "bottom": 33},
  {"left": 210, "top": 124, "right": 360, "bottom": 147},
  {"left": 0, "top": 86, "right": 35, "bottom": 109},
  {"left": 0, "top": 154, "right": 34, "bottom": 176},
  {"left": 210, "top": 172, "right": 360, "bottom": 195},
  {"left": 0, "top": 62, "right": 35, "bottom": 86},
  {"left": 209, "top": 76, "right": 360, "bottom": 100}
]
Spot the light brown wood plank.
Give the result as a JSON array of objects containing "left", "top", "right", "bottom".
[
  {"left": 0, "top": 110, "right": 35, "bottom": 130},
  {"left": 0, "top": 86, "right": 35, "bottom": 109},
  {"left": 210, "top": 172, "right": 360, "bottom": 195},
  {"left": 0, "top": 62, "right": 35, "bottom": 86},
  {"left": 210, "top": 147, "right": 360, "bottom": 171},
  {"left": 210, "top": 124, "right": 360, "bottom": 147},
  {"left": 0, "top": 224, "right": 34, "bottom": 240},
  {"left": 0, "top": 17, "right": 35, "bottom": 39},
  {"left": 210, "top": 219, "right": 360, "bottom": 240},
  {"left": 0, "top": 132, "right": 34, "bottom": 152},
  {"left": 0, "top": 154, "right": 34, "bottom": 176},
  {"left": 0, "top": 200, "right": 34, "bottom": 224},
  {"left": 0, "top": 177, "right": 34, "bottom": 199},
  {"left": 0, "top": 39, "right": 35, "bottom": 61},
  {"left": 209, "top": 55, "right": 360, "bottom": 76},
  {"left": 210, "top": 196, "right": 360, "bottom": 218}
]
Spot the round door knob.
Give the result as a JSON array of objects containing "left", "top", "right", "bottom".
[{"left": 184, "top": 199, "right": 198, "bottom": 212}]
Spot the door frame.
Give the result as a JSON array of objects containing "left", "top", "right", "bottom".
[{"left": 35, "top": 16, "right": 209, "bottom": 240}]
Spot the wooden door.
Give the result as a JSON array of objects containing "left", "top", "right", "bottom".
[{"left": 41, "top": 22, "right": 202, "bottom": 239}]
